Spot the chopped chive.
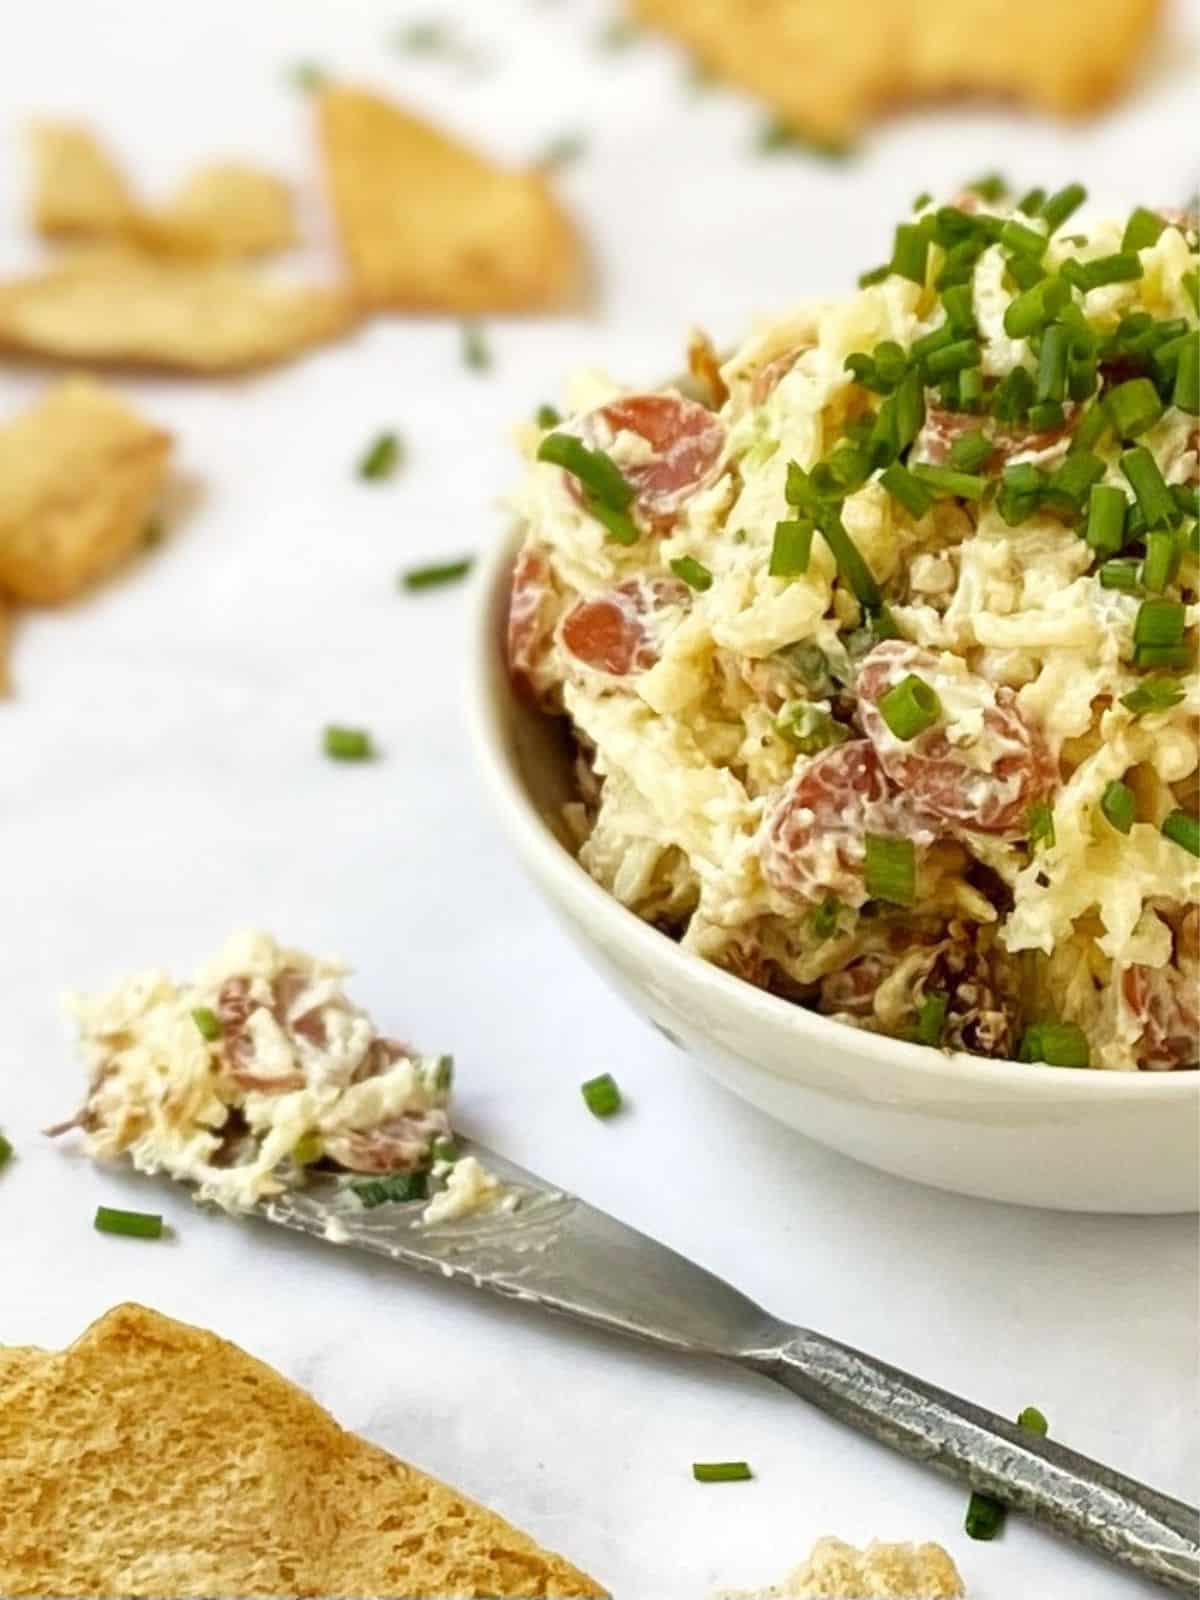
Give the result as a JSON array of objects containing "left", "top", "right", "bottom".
[
  {"left": 754, "top": 117, "right": 853, "bottom": 159},
  {"left": 1100, "top": 780, "right": 1136, "bottom": 834},
  {"left": 1174, "top": 336, "right": 1199, "bottom": 415},
  {"left": 941, "top": 284, "right": 977, "bottom": 334},
  {"left": 191, "top": 1006, "right": 223, "bottom": 1042},
  {"left": 965, "top": 1493, "right": 1005, "bottom": 1541},
  {"left": 910, "top": 464, "right": 987, "bottom": 501},
  {"left": 768, "top": 519, "right": 814, "bottom": 578},
  {"left": 991, "top": 367, "right": 1036, "bottom": 422},
  {"left": 916, "top": 992, "right": 949, "bottom": 1046},
  {"left": 1004, "top": 276, "right": 1069, "bottom": 338},
  {"left": 1019, "top": 1020, "right": 1090, "bottom": 1067},
  {"left": 814, "top": 507, "right": 881, "bottom": 610},
  {"left": 1000, "top": 217, "right": 1048, "bottom": 258},
  {"left": 538, "top": 432, "right": 634, "bottom": 510},
  {"left": 1120, "top": 674, "right": 1184, "bottom": 714},
  {"left": 1107, "top": 378, "right": 1163, "bottom": 440},
  {"left": 1017, "top": 1406, "right": 1050, "bottom": 1436},
  {"left": 1027, "top": 399, "right": 1065, "bottom": 431},
  {"left": 890, "top": 222, "right": 929, "bottom": 285},
  {"left": 1085, "top": 485, "right": 1128, "bottom": 557},
  {"left": 1122, "top": 448, "right": 1179, "bottom": 530},
  {"left": 670, "top": 555, "right": 713, "bottom": 592},
  {"left": 923, "top": 339, "right": 982, "bottom": 379},
  {"left": 1007, "top": 253, "right": 1047, "bottom": 292},
  {"left": 94, "top": 1206, "right": 164, "bottom": 1239},
  {"left": 911, "top": 324, "right": 957, "bottom": 363},
  {"left": 1040, "top": 183, "right": 1086, "bottom": 232},
  {"left": 1063, "top": 253, "right": 1143, "bottom": 293},
  {"left": 0, "top": 1132, "right": 12, "bottom": 1170},
  {"left": 1098, "top": 559, "right": 1140, "bottom": 591},
  {"left": 965, "top": 172, "right": 1008, "bottom": 202},
  {"left": 597, "top": 17, "right": 639, "bottom": 49},
  {"left": 1134, "top": 642, "right": 1192, "bottom": 669},
  {"left": 400, "top": 557, "right": 474, "bottom": 591},
  {"left": 912, "top": 190, "right": 933, "bottom": 211},
  {"left": 858, "top": 264, "right": 890, "bottom": 288},
  {"left": 880, "top": 462, "right": 933, "bottom": 519},
  {"left": 1182, "top": 270, "right": 1200, "bottom": 313},
  {"left": 291, "top": 1131, "right": 324, "bottom": 1167},
  {"left": 1141, "top": 530, "right": 1179, "bottom": 593},
  {"left": 775, "top": 701, "right": 849, "bottom": 754},
  {"left": 692, "top": 1461, "right": 752, "bottom": 1483},
  {"left": 947, "top": 429, "right": 993, "bottom": 473},
  {"left": 535, "top": 403, "right": 562, "bottom": 429},
  {"left": 357, "top": 430, "right": 402, "bottom": 481},
  {"left": 353, "top": 1171, "right": 427, "bottom": 1208},
  {"left": 811, "top": 895, "right": 841, "bottom": 941},
  {"left": 322, "top": 724, "right": 375, "bottom": 760},
  {"left": 1036, "top": 324, "right": 1070, "bottom": 404},
  {"left": 892, "top": 368, "right": 926, "bottom": 452},
  {"left": 584, "top": 495, "right": 639, "bottom": 546},
  {"left": 394, "top": 19, "right": 448, "bottom": 52},
  {"left": 1162, "top": 811, "right": 1200, "bottom": 857},
  {"left": 958, "top": 366, "right": 985, "bottom": 410},
  {"left": 461, "top": 321, "right": 490, "bottom": 371},
  {"left": 1133, "top": 597, "right": 1185, "bottom": 646},
  {"left": 1123, "top": 207, "right": 1167, "bottom": 253},
  {"left": 1028, "top": 802, "right": 1056, "bottom": 850},
  {"left": 1017, "top": 187, "right": 1046, "bottom": 216},
  {"left": 996, "top": 462, "right": 1046, "bottom": 526},
  {"left": 1070, "top": 402, "right": 1110, "bottom": 454},
  {"left": 1045, "top": 451, "right": 1104, "bottom": 512},
  {"left": 432, "top": 1135, "right": 459, "bottom": 1163},
  {"left": 538, "top": 132, "right": 586, "bottom": 171},
  {"left": 864, "top": 834, "right": 916, "bottom": 905},
  {"left": 290, "top": 61, "right": 327, "bottom": 92},
  {"left": 878, "top": 673, "right": 941, "bottom": 740},
  {"left": 582, "top": 1072, "right": 622, "bottom": 1117}
]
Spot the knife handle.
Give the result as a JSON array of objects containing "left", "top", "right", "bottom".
[{"left": 755, "top": 1328, "right": 1199, "bottom": 1594}]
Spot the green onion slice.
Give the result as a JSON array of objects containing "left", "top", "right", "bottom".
[
  {"left": 1121, "top": 448, "right": 1179, "bottom": 531},
  {"left": 1141, "top": 530, "right": 1179, "bottom": 593},
  {"left": 357, "top": 431, "right": 402, "bottom": 481},
  {"left": 811, "top": 895, "right": 841, "bottom": 942},
  {"left": 769, "top": 519, "right": 814, "bottom": 578},
  {"left": 692, "top": 1461, "right": 753, "bottom": 1483},
  {"left": 0, "top": 1132, "right": 12, "bottom": 1170},
  {"left": 1162, "top": 810, "right": 1200, "bottom": 858},
  {"left": 1133, "top": 597, "right": 1186, "bottom": 647},
  {"left": 775, "top": 701, "right": 849, "bottom": 754},
  {"left": 965, "top": 1493, "right": 1005, "bottom": 1541},
  {"left": 1027, "top": 802, "right": 1056, "bottom": 850},
  {"left": 400, "top": 557, "right": 475, "bottom": 591},
  {"left": 1120, "top": 675, "right": 1184, "bottom": 714},
  {"left": 947, "top": 429, "right": 993, "bottom": 473},
  {"left": 814, "top": 507, "right": 881, "bottom": 610},
  {"left": 191, "top": 1006, "right": 223, "bottom": 1042},
  {"left": 1019, "top": 1021, "right": 1090, "bottom": 1067},
  {"left": 863, "top": 834, "right": 916, "bottom": 905},
  {"left": 1085, "top": 484, "right": 1128, "bottom": 556},
  {"left": 670, "top": 555, "right": 713, "bottom": 592},
  {"left": 1107, "top": 378, "right": 1164, "bottom": 440},
  {"left": 535, "top": 403, "right": 562, "bottom": 429},
  {"left": 537, "top": 432, "right": 635, "bottom": 510},
  {"left": 916, "top": 992, "right": 948, "bottom": 1047},
  {"left": 353, "top": 1171, "right": 428, "bottom": 1208},
  {"left": 1040, "top": 183, "right": 1087, "bottom": 232},
  {"left": 581, "top": 1072, "right": 622, "bottom": 1117},
  {"left": 1100, "top": 780, "right": 1136, "bottom": 834},
  {"left": 322, "top": 724, "right": 375, "bottom": 761},
  {"left": 910, "top": 464, "right": 987, "bottom": 501},
  {"left": 95, "top": 1206, "right": 164, "bottom": 1239},
  {"left": 880, "top": 462, "right": 933, "bottom": 519},
  {"left": 878, "top": 673, "right": 941, "bottom": 740}
]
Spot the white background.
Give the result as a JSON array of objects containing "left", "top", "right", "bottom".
[{"left": 1, "top": 2, "right": 1198, "bottom": 1595}]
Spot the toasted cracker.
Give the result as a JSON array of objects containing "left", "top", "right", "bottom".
[
  {"left": 0, "top": 1303, "right": 606, "bottom": 1598},
  {"left": 632, "top": 0, "right": 1161, "bottom": 138},
  {"left": 137, "top": 164, "right": 296, "bottom": 258},
  {"left": 723, "top": 1535, "right": 965, "bottom": 1599},
  {"left": 0, "top": 247, "right": 355, "bottom": 373},
  {"left": 317, "top": 85, "right": 584, "bottom": 311},
  {"left": 30, "top": 121, "right": 295, "bottom": 259},
  {"left": 0, "top": 377, "right": 172, "bottom": 604},
  {"left": 29, "top": 121, "right": 137, "bottom": 239}
]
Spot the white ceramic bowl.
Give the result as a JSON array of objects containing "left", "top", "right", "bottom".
[{"left": 467, "top": 529, "right": 1199, "bottom": 1214}]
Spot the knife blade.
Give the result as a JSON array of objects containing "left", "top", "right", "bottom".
[{"left": 261, "top": 1141, "right": 1199, "bottom": 1594}]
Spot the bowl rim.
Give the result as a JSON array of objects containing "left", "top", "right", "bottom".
[{"left": 466, "top": 523, "right": 1199, "bottom": 1102}]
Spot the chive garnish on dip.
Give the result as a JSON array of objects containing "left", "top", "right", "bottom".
[
  {"left": 357, "top": 430, "right": 402, "bottom": 481},
  {"left": 1162, "top": 811, "right": 1200, "bottom": 858},
  {"left": 461, "top": 321, "right": 490, "bottom": 371},
  {"left": 0, "top": 1131, "right": 12, "bottom": 1170},
  {"left": 1019, "top": 1022, "right": 1090, "bottom": 1067},
  {"left": 878, "top": 674, "right": 941, "bottom": 741},
  {"left": 768, "top": 520, "right": 813, "bottom": 578},
  {"left": 191, "top": 1006, "right": 223, "bottom": 1042},
  {"left": 864, "top": 835, "right": 915, "bottom": 906},
  {"left": 670, "top": 555, "right": 714, "bottom": 592},
  {"left": 1100, "top": 781, "right": 1136, "bottom": 834},
  {"left": 1120, "top": 675, "right": 1184, "bottom": 715}
]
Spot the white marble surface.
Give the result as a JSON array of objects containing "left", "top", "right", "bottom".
[{"left": 1, "top": 2, "right": 1198, "bottom": 1595}]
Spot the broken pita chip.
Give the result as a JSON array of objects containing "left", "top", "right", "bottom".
[
  {"left": 137, "top": 164, "right": 297, "bottom": 258},
  {"left": 29, "top": 121, "right": 136, "bottom": 239},
  {"left": 317, "top": 85, "right": 584, "bottom": 311},
  {"left": 724, "top": 1535, "right": 965, "bottom": 1599},
  {"left": 0, "top": 1304, "right": 606, "bottom": 1599},
  {"left": 631, "top": 0, "right": 1162, "bottom": 140},
  {"left": 0, "top": 377, "right": 172, "bottom": 604},
  {"left": 0, "top": 248, "right": 356, "bottom": 373}
]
